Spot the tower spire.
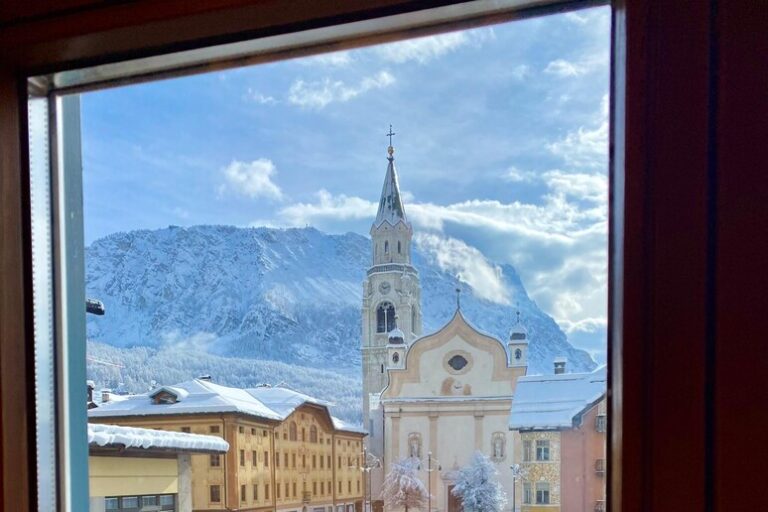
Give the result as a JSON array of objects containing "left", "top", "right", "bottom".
[{"left": 374, "top": 125, "right": 407, "bottom": 228}]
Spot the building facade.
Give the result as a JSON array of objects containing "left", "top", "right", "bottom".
[
  {"left": 90, "top": 379, "right": 365, "bottom": 512},
  {"left": 88, "top": 423, "right": 229, "bottom": 512},
  {"left": 379, "top": 311, "right": 528, "bottom": 512},
  {"left": 509, "top": 366, "right": 607, "bottom": 512}
]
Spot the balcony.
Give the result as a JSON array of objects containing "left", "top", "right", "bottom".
[{"left": 595, "top": 458, "right": 606, "bottom": 476}]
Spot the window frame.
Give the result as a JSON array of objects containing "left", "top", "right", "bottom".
[{"left": 9, "top": 1, "right": 629, "bottom": 511}]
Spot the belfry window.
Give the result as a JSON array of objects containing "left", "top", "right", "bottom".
[
  {"left": 397, "top": 241, "right": 401, "bottom": 254},
  {"left": 377, "top": 302, "right": 396, "bottom": 333},
  {"left": 384, "top": 241, "right": 389, "bottom": 254}
]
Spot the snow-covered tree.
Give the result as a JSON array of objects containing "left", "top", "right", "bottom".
[
  {"left": 452, "top": 451, "right": 508, "bottom": 512},
  {"left": 381, "top": 457, "right": 430, "bottom": 511}
]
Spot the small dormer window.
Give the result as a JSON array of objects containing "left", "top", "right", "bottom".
[
  {"left": 153, "top": 390, "right": 178, "bottom": 404},
  {"left": 392, "top": 352, "right": 400, "bottom": 364},
  {"left": 515, "top": 348, "right": 523, "bottom": 360}
]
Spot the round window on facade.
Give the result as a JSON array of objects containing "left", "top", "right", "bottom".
[
  {"left": 392, "top": 352, "right": 400, "bottom": 364},
  {"left": 447, "top": 355, "right": 468, "bottom": 371}
]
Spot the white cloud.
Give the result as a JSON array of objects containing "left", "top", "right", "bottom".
[
  {"left": 269, "top": 165, "right": 608, "bottom": 335},
  {"left": 548, "top": 95, "right": 609, "bottom": 169},
  {"left": 374, "top": 29, "right": 492, "bottom": 64},
  {"left": 565, "top": 12, "right": 590, "bottom": 24},
  {"left": 300, "top": 51, "right": 353, "bottom": 67},
  {"left": 544, "top": 59, "right": 587, "bottom": 77},
  {"left": 219, "top": 159, "right": 284, "bottom": 200},
  {"left": 511, "top": 64, "right": 531, "bottom": 80},
  {"left": 287, "top": 71, "right": 395, "bottom": 109},
  {"left": 415, "top": 233, "right": 510, "bottom": 305},
  {"left": 278, "top": 189, "right": 376, "bottom": 225},
  {"left": 503, "top": 166, "right": 537, "bottom": 183},
  {"left": 246, "top": 88, "right": 277, "bottom": 104}
]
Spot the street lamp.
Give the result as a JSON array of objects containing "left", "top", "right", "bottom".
[
  {"left": 510, "top": 464, "right": 527, "bottom": 512},
  {"left": 358, "top": 447, "right": 381, "bottom": 512},
  {"left": 425, "top": 452, "right": 442, "bottom": 512}
]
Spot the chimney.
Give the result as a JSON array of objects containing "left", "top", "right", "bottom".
[
  {"left": 101, "top": 389, "right": 111, "bottom": 403},
  {"left": 87, "top": 380, "right": 95, "bottom": 403},
  {"left": 554, "top": 357, "right": 567, "bottom": 375}
]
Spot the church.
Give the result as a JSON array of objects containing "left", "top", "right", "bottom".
[{"left": 361, "top": 137, "right": 529, "bottom": 512}]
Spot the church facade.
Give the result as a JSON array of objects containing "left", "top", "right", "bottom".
[{"left": 361, "top": 140, "right": 528, "bottom": 512}]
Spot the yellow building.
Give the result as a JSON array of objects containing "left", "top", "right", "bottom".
[
  {"left": 89, "top": 378, "right": 366, "bottom": 512},
  {"left": 88, "top": 422, "right": 229, "bottom": 512}
]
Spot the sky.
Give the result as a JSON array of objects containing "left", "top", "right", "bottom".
[{"left": 81, "top": 6, "right": 610, "bottom": 363}]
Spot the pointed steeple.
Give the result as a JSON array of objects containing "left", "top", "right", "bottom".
[{"left": 374, "top": 127, "right": 408, "bottom": 228}]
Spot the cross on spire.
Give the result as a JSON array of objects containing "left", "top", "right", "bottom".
[
  {"left": 387, "top": 124, "right": 396, "bottom": 147},
  {"left": 455, "top": 274, "right": 462, "bottom": 310}
]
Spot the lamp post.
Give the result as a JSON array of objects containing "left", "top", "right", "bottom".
[
  {"left": 425, "top": 452, "right": 441, "bottom": 512},
  {"left": 359, "top": 447, "right": 380, "bottom": 512},
  {"left": 510, "top": 464, "right": 526, "bottom": 512}
]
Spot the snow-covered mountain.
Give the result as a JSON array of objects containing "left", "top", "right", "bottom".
[{"left": 85, "top": 225, "right": 595, "bottom": 421}]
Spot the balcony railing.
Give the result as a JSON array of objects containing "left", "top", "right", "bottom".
[
  {"left": 596, "top": 414, "right": 607, "bottom": 432},
  {"left": 595, "top": 458, "right": 606, "bottom": 475}
]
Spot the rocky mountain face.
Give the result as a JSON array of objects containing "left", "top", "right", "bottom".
[{"left": 85, "top": 225, "right": 595, "bottom": 421}]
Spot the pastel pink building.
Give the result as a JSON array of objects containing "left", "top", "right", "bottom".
[{"left": 509, "top": 364, "right": 606, "bottom": 512}]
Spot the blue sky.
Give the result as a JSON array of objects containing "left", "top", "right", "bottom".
[{"left": 81, "top": 6, "right": 610, "bottom": 363}]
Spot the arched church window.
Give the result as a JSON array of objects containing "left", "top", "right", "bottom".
[
  {"left": 384, "top": 241, "right": 389, "bottom": 254},
  {"left": 310, "top": 425, "right": 318, "bottom": 443},
  {"left": 289, "top": 422, "right": 297, "bottom": 441},
  {"left": 515, "top": 348, "right": 523, "bottom": 360},
  {"left": 397, "top": 241, "right": 401, "bottom": 254},
  {"left": 376, "top": 302, "right": 396, "bottom": 333}
]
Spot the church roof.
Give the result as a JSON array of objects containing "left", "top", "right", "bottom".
[
  {"left": 374, "top": 153, "right": 408, "bottom": 228},
  {"left": 508, "top": 366, "right": 606, "bottom": 430}
]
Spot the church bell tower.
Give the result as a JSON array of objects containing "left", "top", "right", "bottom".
[{"left": 361, "top": 128, "right": 422, "bottom": 427}]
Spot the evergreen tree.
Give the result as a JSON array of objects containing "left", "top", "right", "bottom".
[
  {"left": 452, "top": 451, "right": 507, "bottom": 512},
  {"left": 381, "top": 457, "right": 430, "bottom": 511}
]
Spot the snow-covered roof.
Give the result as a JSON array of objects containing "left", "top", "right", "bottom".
[
  {"left": 509, "top": 366, "right": 606, "bottom": 430},
  {"left": 332, "top": 416, "right": 368, "bottom": 435},
  {"left": 88, "top": 423, "right": 229, "bottom": 453},
  {"left": 89, "top": 379, "right": 283, "bottom": 421},
  {"left": 388, "top": 327, "right": 405, "bottom": 342},
  {"left": 245, "top": 385, "right": 332, "bottom": 419},
  {"left": 89, "top": 379, "right": 366, "bottom": 435},
  {"left": 373, "top": 154, "right": 408, "bottom": 228}
]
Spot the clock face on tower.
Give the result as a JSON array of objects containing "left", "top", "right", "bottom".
[{"left": 379, "top": 281, "right": 391, "bottom": 294}]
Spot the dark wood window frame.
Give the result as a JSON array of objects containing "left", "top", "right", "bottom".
[{"left": 1, "top": 1, "right": 761, "bottom": 511}]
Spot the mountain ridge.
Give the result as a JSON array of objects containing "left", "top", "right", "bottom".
[{"left": 85, "top": 225, "right": 596, "bottom": 421}]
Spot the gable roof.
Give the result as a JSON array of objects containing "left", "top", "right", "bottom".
[{"left": 509, "top": 366, "right": 606, "bottom": 430}]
